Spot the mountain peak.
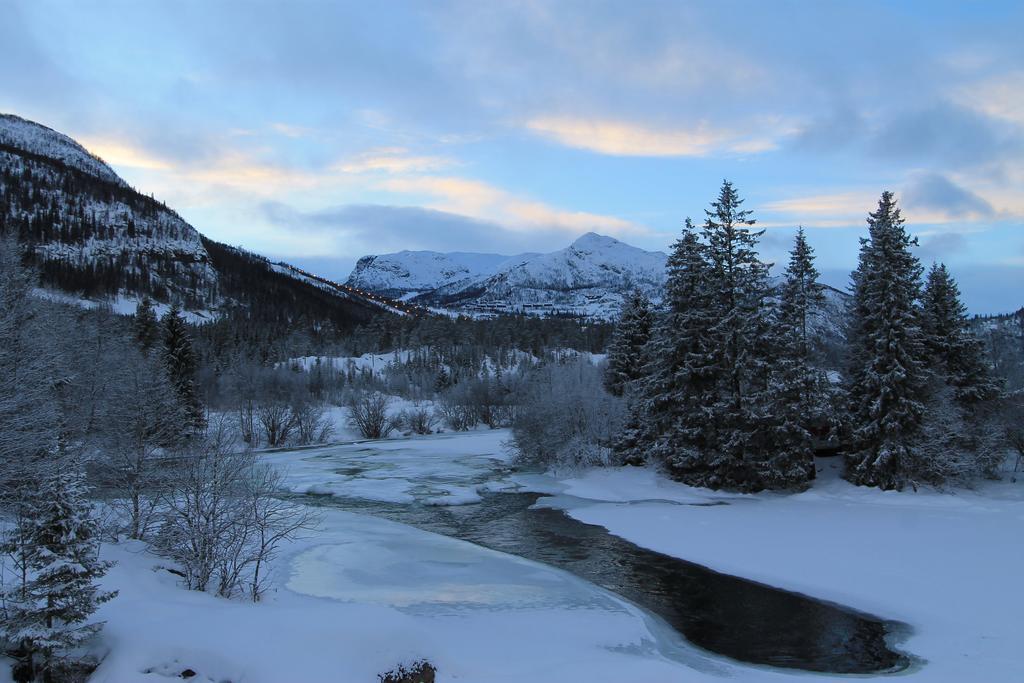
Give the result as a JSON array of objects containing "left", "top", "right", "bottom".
[
  {"left": 0, "top": 113, "right": 122, "bottom": 185},
  {"left": 571, "top": 232, "right": 621, "bottom": 249}
]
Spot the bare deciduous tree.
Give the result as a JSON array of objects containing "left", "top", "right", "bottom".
[{"left": 153, "top": 418, "right": 320, "bottom": 599}]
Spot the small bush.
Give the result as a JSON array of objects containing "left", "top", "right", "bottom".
[
  {"left": 347, "top": 391, "right": 395, "bottom": 439},
  {"left": 403, "top": 405, "right": 437, "bottom": 434}
]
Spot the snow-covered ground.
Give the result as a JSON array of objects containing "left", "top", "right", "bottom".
[
  {"left": 519, "top": 459, "right": 1024, "bottom": 682},
  {"left": 81, "top": 431, "right": 1024, "bottom": 682},
  {"left": 89, "top": 510, "right": 707, "bottom": 683}
]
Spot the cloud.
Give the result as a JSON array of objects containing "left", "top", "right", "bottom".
[
  {"left": 956, "top": 70, "right": 1024, "bottom": 126},
  {"left": 914, "top": 232, "right": 969, "bottom": 260},
  {"left": 761, "top": 191, "right": 878, "bottom": 227},
  {"left": 377, "top": 175, "right": 645, "bottom": 237},
  {"left": 77, "top": 138, "right": 175, "bottom": 171},
  {"left": 789, "top": 106, "right": 866, "bottom": 154},
  {"left": 335, "top": 148, "right": 455, "bottom": 174},
  {"left": 868, "top": 102, "right": 1022, "bottom": 169},
  {"left": 902, "top": 173, "right": 994, "bottom": 220},
  {"left": 524, "top": 116, "right": 781, "bottom": 157},
  {"left": 260, "top": 202, "right": 589, "bottom": 275}
]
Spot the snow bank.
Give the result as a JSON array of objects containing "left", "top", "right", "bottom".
[
  {"left": 520, "top": 458, "right": 1024, "bottom": 682},
  {"left": 91, "top": 510, "right": 726, "bottom": 683}
]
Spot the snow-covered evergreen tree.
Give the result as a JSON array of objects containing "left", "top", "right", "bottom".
[
  {"left": 766, "top": 228, "right": 831, "bottom": 483},
  {"left": 603, "top": 290, "right": 653, "bottom": 396},
  {"left": 844, "top": 192, "right": 928, "bottom": 490},
  {"left": 161, "top": 306, "right": 204, "bottom": 431},
  {"left": 920, "top": 263, "right": 1000, "bottom": 405},
  {"left": 618, "top": 220, "right": 719, "bottom": 470},
  {"left": 133, "top": 297, "right": 160, "bottom": 354},
  {"left": 1, "top": 466, "right": 116, "bottom": 681},
  {"left": 699, "top": 181, "right": 804, "bottom": 490},
  {"left": 910, "top": 262, "right": 1005, "bottom": 485},
  {"left": 778, "top": 228, "right": 826, "bottom": 366}
]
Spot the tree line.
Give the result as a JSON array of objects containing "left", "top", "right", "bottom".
[{"left": 601, "top": 182, "right": 1012, "bottom": 492}]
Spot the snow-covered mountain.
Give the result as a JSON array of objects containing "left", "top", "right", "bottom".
[
  {"left": 0, "top": 113, "right": 382, "bottom": 328},
  {"left": 0, "top": 113, "right": 218, "bottom": 308},
  {"left": 0, "top": 114, "right": 124, "bottom": 185},
  {"left": 348, "top": 250, "right": 531, "bottom": 298},
  {"left": 348, "top": 232, "right": 668, "bottom": 319}
]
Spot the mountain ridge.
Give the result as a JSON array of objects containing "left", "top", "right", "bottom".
[{"left": 347, "top": 232, "right": 669, "bottom": 319}]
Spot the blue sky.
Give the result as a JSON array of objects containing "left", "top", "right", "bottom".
[{"left": 3, "top": 0, "right": 1023, "bottom": 313}]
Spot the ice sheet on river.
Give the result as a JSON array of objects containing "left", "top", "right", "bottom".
[{"left": 263, "top": 430, "right": 520, "bottom": 505}]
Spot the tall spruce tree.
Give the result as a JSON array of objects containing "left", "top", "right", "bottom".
[
  {"left": 162, "top": 306, "right": 204, "bottom": 431},
  {"left": 778, "top": 228, "right": 826, "bottom": 366},
  {"left": 133, "top": 297, "right": 160, "bottom": 354},
  {"left": 699, "top": 181, "right": 793, "bottom": 490},
  {"left": 920, "top": 262, "right": 1000, "bottom": 405},
  {"left": 1, "top": 466, "right": 116, "bottom": 681},
  {"left": 845, "top": 191, "right": 928, "bottom": 490},
  {"left": 767, "top": 228, "right": 830, "bottom": 484},
  {"left": 604, "top": 290, "right": 654, "bottom": 396},
  {"left": 618, "top": 220, "right": 719, "bottom": 470}
]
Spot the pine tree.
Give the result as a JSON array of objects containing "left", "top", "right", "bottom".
[
  {"left": 699, "top": 181, "right": 790, "bottom": 490},
  {"left": 767, "top": 228, "right": 830, "bottom": 484},
  {"left": 616, "top": 220, "right": 718, "bottom": 471},
  {"left": 604, "top": 290, "right": 654, "bottom": 396},
  {"left": 778, "top": 228, "right": 826, "bottom": 367},
  {"left": 133, "top": 296, "right": 160, "bottom": 354},
  {"left": 162, "top": 306, "right": 204, "bottom": 431},
  {"left": 920, "top": 263, "right": 1000, "bottom": 405},
  {"left": 1, "top": 466, "right": 116, "bottom": 681},
  {"left": 844, "top": 191, "right": 928, "bottom": 490}
]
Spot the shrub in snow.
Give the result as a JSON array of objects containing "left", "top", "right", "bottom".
[
  {"left": 347, "top": 392, "right": 396, "bottom": 439},
  {"left": 152, "top": 419, "right": 318, "bottom": 599},
  {"left": 434, "top": 393, "right": 477, "bottom": 432},
  {"left": 91, "top": 347, "right": 185, "bottom": 540},
  {"left": 402, "top": 405, "right": 437, "bottom": 435},
  {"left": 909, "top": 384, "right": 1005, "bottom": 489},
  {"left": 435, "top": 373, "right": 515, "bottom": 431},
  {"left": 512, "top": 358, "right": 624, "bottom": 468},
  {"left": 290, "top": 398, "right": 334, "bottom": 445}
]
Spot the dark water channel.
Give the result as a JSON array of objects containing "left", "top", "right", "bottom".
[{"left": 307, "top": 490, "right": 909, "bottom": 675}]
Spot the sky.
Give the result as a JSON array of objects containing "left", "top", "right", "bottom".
[{"left": 3, "top": 0, "right": 1023, "bottom": 314}]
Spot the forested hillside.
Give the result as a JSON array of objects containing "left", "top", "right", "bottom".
[{"left": 0, "top": 114, "right": 384, "bottom": 336}]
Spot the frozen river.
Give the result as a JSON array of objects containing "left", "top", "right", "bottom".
[{"left": 264, "top": 431, "right": 908, "bottom": 674}]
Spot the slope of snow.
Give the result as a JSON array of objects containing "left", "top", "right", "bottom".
[{"left": 0, "top": 113, "right": 122, "bottom": 184}]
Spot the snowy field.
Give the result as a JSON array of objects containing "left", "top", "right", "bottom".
[{"left": 76, "top": 430, "right": 1023, "bottom": 682}]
